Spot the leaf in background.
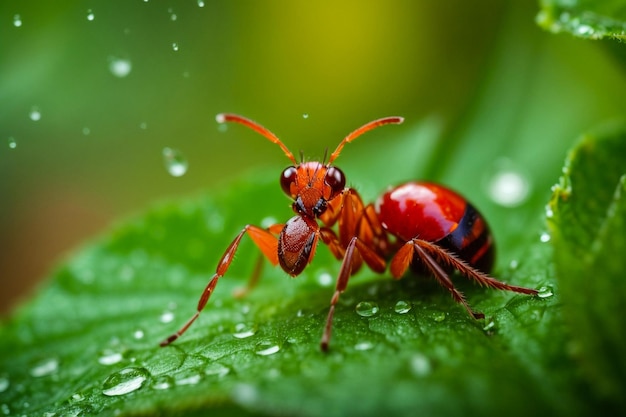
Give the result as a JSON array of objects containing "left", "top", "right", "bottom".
[
  {"left": 547, "top": 123, "right": 626, "bottom": 412},
  {"left": 537, "top": 0, "right": 626, "bottom": 40}
]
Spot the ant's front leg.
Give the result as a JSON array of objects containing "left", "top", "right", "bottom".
[{"left": 159, "top": 224, "right": 281, "bottom": 347}]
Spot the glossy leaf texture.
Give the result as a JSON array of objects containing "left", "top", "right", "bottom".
[
  {"left": 547, "top": 124, "right": 626, "bottom": 412},
  {"left": 537, "top": 0, "right": 626, "bottom": 40}
]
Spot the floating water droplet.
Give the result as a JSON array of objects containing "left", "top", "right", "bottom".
[
  {"left": 30, "top": 357, "right": 59, "bottom": 377},
  {"left": 109, "top": 58, "right": 132, "bottom": 78},
  {"left": 0, "top": 375, "right": 9, "bottom": 393},
  {"left": 102, "top": 367, "right": 149, "bottom": 396},
  {"left": 13, "top": 14, "right": 22, "bottom": 27},
  {"left": 159, "top": 310, "right": 175, "bottom": 323},
  {"left": 540, "top": 232, "right": 551, "bottom": 243},
  {"left": 410, "top": 353, "right": 432, "bottom": 376},
  {"left": 537, "top": 286, "right": 554, "bottom": 299},
  {"left": 7, "top": 137, "right": 17, "bottom": 149},
  {"left": 29, "top": 107, "right": 41, "bottom": 121},
  {"left": 162, "top": 147, "right": 188, "bottom": 177},
  {"left": 486, "top": 165, "right": 531, "bottom": 207},
  {"left": 354, "top": 341, "right": 374, "bottom": 351},
  {"left": 98, "top": 350, "right": 123, "bottom": 365},
  {"left": 151, "top": 375, "right": 173, "bottom": 390},
  {"left": 355, "top": 301, "right": 379, "bottom": 317},
  {"left": 394, "top": 300, "right": 411, "bottom": 314},
  {"left": 86, "top": 9, "right": 95, "bottom": 21},
  {"left": 232, "top": 322, "right": 257, "bottom": 339},
  {"left": 172, "top": 42, "right": 179, "bottom": 51},
  {"left": 255, "top": 340, "right": 280, "bottom": 356}
]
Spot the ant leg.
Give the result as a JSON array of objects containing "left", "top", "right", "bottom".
[
  {"left": 320, "top": 236, "right": 386, "bottom": 352},
  {"left": 413, "top": 239, "right": 538, "bottom": 296},
  {"left": 389, "top": 240, "right": 484, "bottom": 319},
  {"left": 233, "top": 224, "right": 283, "bottom": 298},
  {"left": 159, "top": 224, "right": 279, "bottom": 347}
]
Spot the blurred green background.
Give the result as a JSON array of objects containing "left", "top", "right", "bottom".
[{"left": 1, "top": 0, "right": 625, "bottom": 314}]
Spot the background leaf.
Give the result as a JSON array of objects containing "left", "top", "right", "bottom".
[
  {"left": 537, "top": 0, "right": 626, "bottom": 40},
  {"left": 547, "top": 124, "right": 626, "bottom": 412}
]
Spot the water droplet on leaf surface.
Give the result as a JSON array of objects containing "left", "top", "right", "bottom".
[
  {"left": 486, "top": 164, "right": 531, "bottom": 207},
  {"left": 13, "top": 14, "right": 22, "bottom": 27},
  {"left": 30, "top": 357, "right": 59, "bottom": 377},
  {"left": 86, "top": 9, "right": 95, "bottom": 21},
  {"left": 7, "top": 137, "right": 17, "bottom": 149},
  {"left": 109, "top": 58, "right": 132, "bottom": 78},
  {"left": 355, "top": 301, "right": 379, "bottom": 317},
  {"left": 102, "top": 367, "right": 149, "bottom": 396},
  {"left": 394, "top": 300, "right": 411, "bottom": 314},
  {"left": 537, "top": 286, "right": 554, "bottom": 299},
  {"left": 29, "top": 107, "right": 41, "bottom": 121},
  {"left": 255, "top": 340, "right": 280, "bottom": 356},
  {"left": 232, "top": 322, "right": 257, "bottom": 339}
]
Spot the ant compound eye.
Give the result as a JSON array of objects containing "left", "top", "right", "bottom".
[
  {"left": 280, "top": 166, "right": 298, "bottom": 197},
  {"left": 324, "top": 166, "right": 346, "bottom": 196}
]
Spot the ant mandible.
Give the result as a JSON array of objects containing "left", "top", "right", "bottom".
[{"left": 160, "top": 113, "right": 538, "bottom": 352}]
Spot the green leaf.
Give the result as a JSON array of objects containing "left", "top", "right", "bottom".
[
  {"left": 0, "top": 172, "right": 568, "bottom": 417},
  {"left": 537, "top": 0, "right": 626, "bottom": 40},
  {"left": 547, "top": 123, "right": 626, "bottom": 411}
]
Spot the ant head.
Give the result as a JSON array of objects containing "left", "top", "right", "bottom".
[{"left": 216, "top": 113, "right": 403, "bottom": 218}]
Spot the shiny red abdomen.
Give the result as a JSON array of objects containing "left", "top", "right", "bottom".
[{"left": 376, "top": 182, "right": 466, "bottom": 242}]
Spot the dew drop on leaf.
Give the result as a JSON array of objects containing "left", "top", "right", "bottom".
[
  {"left": 540, "top": 232, "right": 551, "bottom": 243},
  {"left": 7, "top": 137, "right": 17, "bottom": 149},
  {"left": 102, "top": 367, "right": 149, "bottom": 396},
  {"left": 13, "top": 14, "right": 22, "bottom": 27},
  {"left": 355, "top": 301, "right": 379, "bottom": 317},
  {"left": 354, "top": 341, "right": 374, "bottom": 351},
  {"left": 162, "top": 147, "right": 188, "bottom": 177},
  {"left": 537, "top": 286, "right": 554, "bottom": 299},
  {"left": 98, "top": 350, "right": 123, "bottom": 366},
  {"left": 86, "top": 9, "right": 95, "bottom": 21},
  {"left": 151, "top": 375, "right": 173, "bottom": 390},
  {"left": 394, "top": 300, "right": 411, "bottom": 314},
  {"left": 486, "top": 165, "right": 531, "bottom": 207},
  {"left": 255, "top": 340, "right": 280, "bottom": 356},
  {"left": 133, "top": 329, "right": 144, "bottom": 339},
  {"left": 29, "top": 357, "right": 59, "bottom": 377},
  {"left": 159, "top": 310, "right": 175, "bottom": 323},
  {"left": 197, "top": 0, "right": 205, "bottom": 7},
  {"left": 232, "top": 322, "right": 257, "bottom": 339},
  {"left": 302, "top": 113, "right": 309, "bottom": 119},
  {"left": 205, "top": 362, "right": 230, "bottom": 378},
  {"left": 172, "top": 42, "right": 179, "bottom": 51}
]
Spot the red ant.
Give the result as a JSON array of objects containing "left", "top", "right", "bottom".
[{"left": 160, "top": 113, "right": 538, "bottom": 351}]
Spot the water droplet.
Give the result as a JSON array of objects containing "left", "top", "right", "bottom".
[
  {"left": 302, "top": 113, "right": 309, "bottom": 119},
  {"left": 355, "top": 301, "right": 379, "bottom": 317},
  {"left": 487, "top": 165, "right": 530, "bottom": 207},
  {"left": 13, "top": 14, "right": 22, "bottom": 27},
  {"left": 70, "top": 393, "right": 85, "bottom": 403},
  {"left": 139, "top": 122, "right": 148, "bottom": 130},
  {"left": 232, "top": 322, "right": 257, "bottom": 339},
  {"left": 255, "top": 340, "right": 280, "bottom": 356},
  {"left": 102, "top": 367, "right": 149, "bottom": 396},
  {"left": 410, "top": 353, "right": 432, "bottom": 377},
  {"left": 82, "top": 127, "right": 91, "bottom": 135},
  {"left": 109, "top": 58, "right": 132, "bottom": 78},
  {"left": 86, "top": 9, "right": 95, "bottom": 21},
  {"left": 133, "top": 329, "right": 144, "bottom": 339},
  {"left": 29, "top": 107, "right": 41, "bottom": 121},
  {"left": 545, "top": 205, "right": 554, "bottom": 219},
  {"left": 430, "top": 310, "right": 447, "bottom": 322},
  {"left": 509, "top": 259, "right": 519, "bottom": 270},
  {"left": 540, "top": 232, "right": 551, "bottom": 243},
  {"left": 159, "top": 310, "right": 175, "bottom": 323},
  {"left": 197, "top": 0, "right": 205, "bottom": 7},
  {"left": 98, "top": 350, "right": 123, "bottom": 365},
  {"left": 260, "top": 216, "right": 278, "bottom": 228},
  {"left": 483, "top": 320, "right": 496, "bottom": 332},
  {"left": 7, "top": 137, "right": 17, "bottom": 149},
  {"left": 394, "top": 300, "right": 411, "bottom": 314},
  {"left": 0, "top": 375, "right": 9, "bottom": 393},
  {"left": 175, "top": 372, "right": 202, "bottom": 386},
  {"left": 317, "top": 271, "right": 333, "bottom": 287},
  {"left": 205, "top": 362, "right": 230, "bottom": 378},
  {"left": 162, "top": 147, "right": 188, "bottom": 177},
  {"left": 172, "top": 42, "right": 179, "bottom": 51},
  {"left": 537, "top": 286, "right": 554, "bottom": 299},
  {"left": 30, "top": 357, "right": 59, "bottom": 377},
  {"left": 354, "top": 341, "right": 374, "bottom": 351},
  {"left": 151, "top": 375, "right": 173, "bottom": 390},
  {"left": 576, "top": 24, "right": 595, "bottom": 37},
  {"left": 168, "top": 8, "right": 177, "bottom": 21}
]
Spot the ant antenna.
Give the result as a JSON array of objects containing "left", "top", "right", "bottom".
[
  {"left": 216, "top": 113, "right": 298, "bottom": 165},
  {"left": 328, "top": 116, "right": 404, "bottom": 164}
]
